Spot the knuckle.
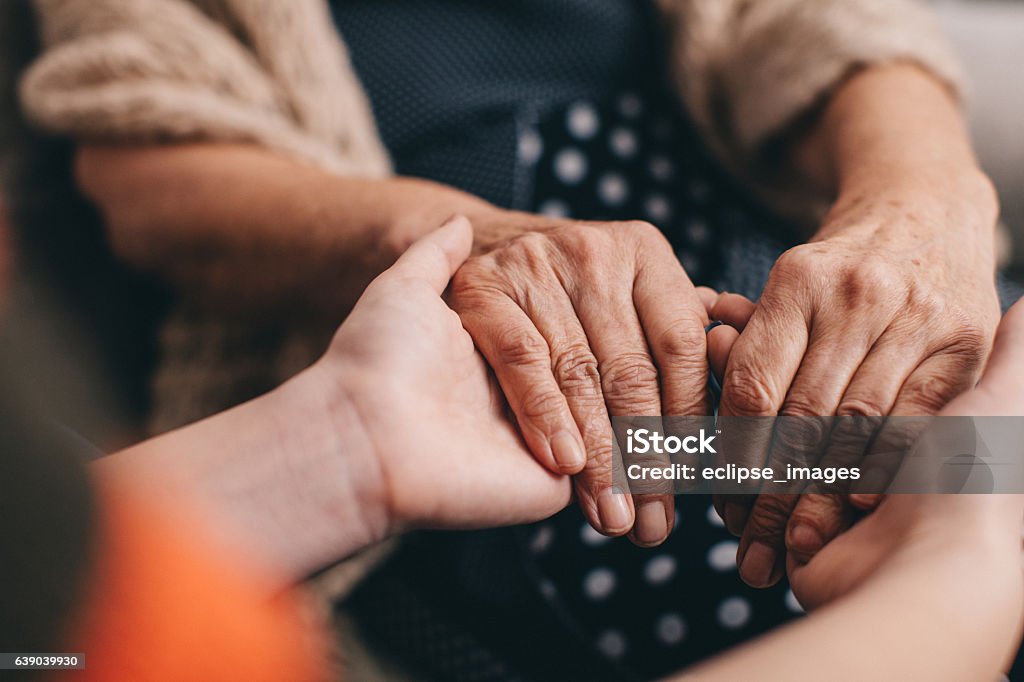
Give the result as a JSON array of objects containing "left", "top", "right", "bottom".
[
  {"left": 448, "top": 258, "right": 488, "bottom": 300},
  {"left": 789, "top": 494, "right": 843, "bottom": 529},
  {"left": 773, "top": 244, "right": 820, "bottom": 277},
  {"left": 941, "top": 323, "right": 989, "bottom": 362},
  {"left": 746, "top": 496, "right": 794, "bottom": 540},
  {"left": 619, "top": 219, "right": 661, "bottom": 241},
  {"left": 836, "top": 397, "right": 887, "bottom": 417},
  {"left": 772, "top": 414, "right": 830, "bottom": 461},
  {"left": 723, "top": 367, "right": 778, "bottom": 416},
  {"left": 903, "top": 374, "right": 961, "bottom": 413},
  {"left": 653, "top": 315, "right": 707, "bottom": 365},
  {"left": 498, "top": 232, "right": 555, "bottom": 278},
  {"left": 552, "top": 223, "right": 608, "bottom": 263},
  {"left": 493, "top": 325, "right": 549, "bottom": 369},
  {"left": 552, "top": 345, "right": 602, "bottom": 398},
  {"left": 517, "top": 385, "right": 566, "bottom": 423},
  {"left": 600, "top": 353, "right": 661, "bottom": 408},
  {"left": 779, "top": 398, "right": 828, "bottom": 419}
]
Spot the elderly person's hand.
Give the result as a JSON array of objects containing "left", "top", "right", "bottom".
[
  {"left": 448, "top": 211, "right": 713, "bottom": 545},
  {"left": 787, "top": 300, "right": 1024, "bottom": 615},
  {"left": 716, "top": 65, "right": 1002, "bottom": 587}
]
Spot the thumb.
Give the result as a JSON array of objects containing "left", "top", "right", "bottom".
[
  {"left": 978, "top": 299, "right": 1024, "bottom": 397},
  {"left": 380, "top": 215, "right": 474, "bottom": 294}
]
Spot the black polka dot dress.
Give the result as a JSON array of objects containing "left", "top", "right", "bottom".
[
  {"left": 512, "top": 88, "right": 801, "bottom": 678},
  {"left": 332, "top": 1, "right": 800, "bottom": 679}
]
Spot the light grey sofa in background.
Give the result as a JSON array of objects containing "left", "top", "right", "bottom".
[{"left": 932, "top": 0, "right": 1024, "bottom": 265}]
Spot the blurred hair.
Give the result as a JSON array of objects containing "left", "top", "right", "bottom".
[{"left": 0, "top": 351, "right": 97, "bottom": 674}]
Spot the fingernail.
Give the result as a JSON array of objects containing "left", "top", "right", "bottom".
[
  {"left": 550, "top": 431, "right": 585, "bottom": 471},
  {"left": 849, "top": 493, "right": 882, "bottom": 509},
  {"left": 597, "top": 489, "right": 633, "bottom": 535},
  {"left": 788, "top": 523, "right": 824, "bottom": 556},
  {"left": 740, "top": 542, "right": 776, "bottom": 587},
  {"left": 634, "top": 501, "right": 668, "bottom": 545},
  {"left": 724, "top": 502, "right": 747, "bottom": 536}
]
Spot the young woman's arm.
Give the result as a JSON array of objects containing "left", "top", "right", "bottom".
[
  {"left": 684, "top": 495, "right": 1023, "bottom": 681},
  {"left": 95, "top": 217, "right": 571, "bottom": 586}
]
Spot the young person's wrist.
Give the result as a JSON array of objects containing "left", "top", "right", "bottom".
[{"left": 260, "top": 364, "right": 393, "bottom": 569}]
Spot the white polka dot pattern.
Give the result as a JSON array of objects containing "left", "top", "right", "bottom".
[
  {"left": 717, "top": 596, "right": 753, "bottom": 630},
  {"left": 554, "top": 148, "right": 588, "bottom": 184},
  {"left": 609, "top": 127, "right": 638, "bottom": 158},
  {"left": 567, "top": 101, "right": 600, "bottom": 140},
  {"left": 580, "top": 522, "right": 612, "bottom": 546},
  {"left": 596, "top": 629, "right": 628, "bottom": 659},
  {"left": 517, "top": 127, "right": 543, "bottom": 165},
  {"left": 598, "top": 173, "right": 629, "bottom": 206},
  {"left": 584, "top": 567, "right": 617, "bottom": 601},
  {"left": 644, "top": 554, "right": 678, "bottom": 586},
  {"left": 707, "top": 540, "right": 739, "bottom": 572},
  {"left": 529, "top": 524, "right": 555, "bottom": 554},
  {"left": 655, "top": 613, "right": 688, "bottom": 646}
]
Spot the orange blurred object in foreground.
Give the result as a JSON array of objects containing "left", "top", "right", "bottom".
[{"left": 58, "top": 483, "right": 327, "bottom": 682}]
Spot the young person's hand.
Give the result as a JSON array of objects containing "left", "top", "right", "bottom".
[
  {"left": 317, "top": 215, "right": 572, "bottom": 540},
  {"left": 104, "top": 216, "right": 571, "bottom": 582}
]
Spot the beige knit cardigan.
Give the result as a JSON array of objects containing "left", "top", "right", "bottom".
[{"left": 21, "top": 0, "right": 963, "bottom": 434}]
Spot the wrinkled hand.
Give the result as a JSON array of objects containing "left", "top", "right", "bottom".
[
  {"left": 449, "top": 213, "right": 711, "bottom": 545},
  {"left": 320, "top": 216, "right": 571, "bottom": 536},
  {"left": 718, "top": 183, "right": 1000, "bottom": 587},
  {"left": 788, "top": 300, "right": 1024, "bottom": 610}
]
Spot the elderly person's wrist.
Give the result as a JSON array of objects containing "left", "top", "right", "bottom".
[{"left": 815, "top": 163, "right": 1000, "bottom": 253}]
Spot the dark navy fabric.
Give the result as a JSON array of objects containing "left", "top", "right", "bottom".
[
  {"left": 331, "top": 3, "right": 803, "bottom": 680},
  {"left": 331, "top": 2, "right": 1023, "bottom": 680},
  {"left": 332, "top": 0, "right": 661, "bottom": 209}
]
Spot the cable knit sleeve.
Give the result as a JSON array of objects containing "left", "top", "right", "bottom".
[
  {"left": 658, "top": 0, "right": 965, "bottom": 217},
  {"left": 19, "top": 0, "right": 390, "bottom": 177}
]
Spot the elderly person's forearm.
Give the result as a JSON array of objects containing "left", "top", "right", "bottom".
[
  {"left": 797, "top": 63, "right": 997, "bottom": 241},
  {"left": 75, "top": 143, "right": 497, "bottom": 315}
]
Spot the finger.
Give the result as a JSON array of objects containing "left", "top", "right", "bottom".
[
  {"left": 850, "top": 348, "right": 982, "bottom": 497},
  {"left": 736, "top": 494, "right": 795, "bottom": 587},
  {"left": 890, "top": 347, "right": 983, "bottom": 418},
  {"left": 737, "top": 319, "right": 881, "bottom": 579},
  {"left": 716, "top": 293, "right": 809, "bottom": 534},
  {"left": 383, "top": 215, "right": 473, "bottom": 293},
  {"left": 517, "top": 284, "right": 637, "bottom": 537},
  {"left": 634, "top": 252, "right": 710, "bottom": 416},
  {"left": 848, "top": 493, "right": 883, "bottom": 510},
  {"left": 784, "top": 492, "right": 854, "bottom": 564},
  {"left": 816, "top": 332, "right": 925, "bottom": 528},
  {"left": 708, "top": 323, "right": 739, "bottom": 384},
  {"left": 571, "top": 275, "right": 674, "bottom": 546},
  {"left": 631, "top": 256, "right": 713, "bottom": 545},
  {"left": 454, "top": 292, "right": 588, "bottom": 477},
  {"left": 711, "top": 293, "right": 756, "bottom": 331}
]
